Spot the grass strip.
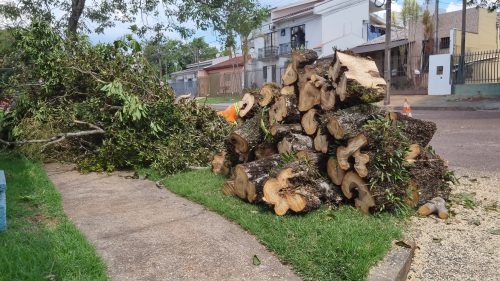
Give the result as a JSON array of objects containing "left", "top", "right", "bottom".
[
  {"left": 150, "top": 168, "right": 404, "bottom": 281},
  {"left": 0, "top": 152, "right": 108, "bottom": 281}
]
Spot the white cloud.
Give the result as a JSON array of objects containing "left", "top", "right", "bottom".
[
  {"left": 446, "top": 1, "right": 462, "bottom": 13},
  {"left": 392, "top": 2, "right": 403, "bottom": 13}
]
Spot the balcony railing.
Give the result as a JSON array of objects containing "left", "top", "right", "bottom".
[
  {"left": 279, "top": 41, "right": 308, "bottom": 56},
  {"left": 257, "top": 46, "right": 279, "bottom": 59}
]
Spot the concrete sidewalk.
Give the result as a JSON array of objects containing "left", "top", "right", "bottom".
[{"left": 45, "top": 163, "right": 300, "bottom": 281}]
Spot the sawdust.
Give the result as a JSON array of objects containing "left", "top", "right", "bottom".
[{"left": 406, "top": 167, "right": 500, "bottom": 281}]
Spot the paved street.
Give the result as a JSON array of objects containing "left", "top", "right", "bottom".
[{"left": 412, "top": 110, "right": 500, "bottom": 172}]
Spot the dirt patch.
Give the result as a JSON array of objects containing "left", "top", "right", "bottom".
[
  {"left": 27, "top": 213, "right": 59, "bottom": 228},
  {"left": 406, "top": 168, "right": 499, "bottom": 281}
]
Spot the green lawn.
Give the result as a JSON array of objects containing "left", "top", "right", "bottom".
[
  {"left": 153, "top": 169, "right": 405, "bottom": 281},
  {"left": 0, "top": 152, "right": 109, "bottom": 281},
  {"left": 196, "top": 96, "right": 240, "bottom": 104}
]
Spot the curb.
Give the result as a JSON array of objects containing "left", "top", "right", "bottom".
[
  {"left": 367, "top": 240, "right": 416, "bottom": 281},
  {"left": 385, "top": 106, "right": 477, "bottom": 111}
]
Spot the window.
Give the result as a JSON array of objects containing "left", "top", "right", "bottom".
[
  {"left": 440, "top": 37, "right": 450, "bottom": 49},
  {"left": 263, "top": 66, "right": 267, "bottom": 80},
  {"left": 290, "top": 24, "right": 306, "bottom": 49},
  {"left": 264, "top": 32, "right": 277, "bottom": 48},
  {"left": 281, "top": 29, "right": 286, "bottom": 36},
  {"left": 271, "top": 65, "right": 277, "bottom": 82}
]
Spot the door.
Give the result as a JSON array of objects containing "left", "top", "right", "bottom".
[{"left": 428, "top": 54, "right": 452, "bottom": 95}]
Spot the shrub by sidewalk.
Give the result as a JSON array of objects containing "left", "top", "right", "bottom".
[
  {"left": 150, "top": 169, "right": 405, "bottom": 281},
  {"left": 0, "top": 153, "right": 108, "bottom": 281}
]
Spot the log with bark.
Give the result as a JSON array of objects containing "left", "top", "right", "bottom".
[
  {"left": 269, "top": 94, "right": 300, "bottom": 124},
  {"left": 230, "top": 154, "right": 281, "bottom": 203},
  {"left": 341, "top": 171, "right": 375, "bottom": 213},
  {"left": 229, "top": 114, "right": 263, "bottom": 159},
  {"left": 326, "top": 104, "right": 381, "bottom": 140},
  {"left": 331, "top": 51, "right": 386, "bottom": 104},
  {"left": 336, "top": 134, "right": 368, "bottom": 170},
  {"left": 257, "top": 83, "right": 281, "bottom": 107},
  {"left": 277, "top": 133, "right": 313, "bottom": 154},
  {"left": 388, "top": 112, "right": 437, "bottom": 147},
  {"left": 270, "top": 123, "right": 303, "bottom": 139}
]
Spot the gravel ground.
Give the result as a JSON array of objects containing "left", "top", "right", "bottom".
[{"left": 406, "top": 167, "right": 500, "bottom": 281}]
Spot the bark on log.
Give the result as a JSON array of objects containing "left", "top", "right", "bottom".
[
  {"left": 388, "top": 112, "right": 437, "bottom": 147},
  {"left": 270, "top": 123, "right": 303, "bottom": 140},
  {"left": 232, "top": 154, "right": 281, "bottom": 203},
  {"left": 326, "top": 104, "right": 381, "bottom": 140},
  {"left": 229, "top": 114, "right": 263, "bottom": 157},
  {"left": 320, "top": 87, "right": 336, "bottom": 111},
  {"left": 211, "top": 150, "right": 230, "bottom": 176},
  {"left": 222, "top": 180, "right": 235, "bottom": 196},
  {"left": 254, "top": 143, "right": 278, "bottom": 160},
  {"left": 337, "top": 134, "right": 368, "bottom": 170},
  {"left": 301, "top": 109, "right": 318, "bottom": 135},
  {"left": 277, "top": 133, "right": 313, "bottom": 154},
  {"left": 332, "top": 51, "right": 386, "bottom": 104},
  {"left": 292, "top": 49, "right": 318, "bottom": 70},
  {"left": 269, "top": 94, "right": 300, "bottom": 124},
  {"left": 341, "top": 171, "right": 375, "bottom": 213}
]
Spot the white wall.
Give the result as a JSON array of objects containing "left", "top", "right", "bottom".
[{"left": 316, "top": 0, "right": 370, "bottom": 57}]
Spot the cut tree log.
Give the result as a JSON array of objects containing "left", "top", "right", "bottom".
[
  {"left": 341, "top": 171, "right": 375, "bottom": 213},
  {"left": 301, "top": 109, "right": 318, "bottom": 135},
  {"left": 229, "top": 114, "right": 263, "bottom": 157},
  {"left": 222, "top": 180, "right": 235, "bottom": 196},
  {"left": 320, "top": 87, "right": 336, "bottom": 111},
  {"left": 337, "top": 134, "right": 368, "bottom": 170},
  {"left": 282, "top": 64, "right": 298, "bottom": 86},
  {"left": 388, "top": 112, "right": 437, "bottom": 147},
  {"left": 211, "top": 150, "right": 230, "bottom": 176},
  {"left": 418, "top": 197, "right": 449, "bottom": 219},
  {"left": 327, "top": 157, "right": 345, "bottom": 185},
  {"left": 353, "top": 150, "right": 369, "bottom": 178},
  {"left": 405, "top": 144, "right": 421, "bottom": 164},
  {"left": 232, "top": 154, "right": 281, "bottom": 203},
  {"left": 333, "top": 51, "right": 386, "bottom": 104},
  {"left": 277, "top": 133, "right": 313, "bottom": 154},
  {"left": 281, "top": 85, "right": 296, "bottom": 96},
  {"left": 270, "top": 123, "right": 303, "bottom": 139},
  {"left": 239, "top": 93, "right": 256, "bottom": 118},
  {"left": 269, "top": 94, "right": 300, "bottom": 124},
  {"left": 313, "top": 130, "right": 328, "bottom": 153},
  {"left": 262, "top": 152, "right": 337, "bottom": 215},
  {"left": 326, "top": 104, "right": 381, "bottom": 140},
  {"left": 292, "top": 49, "right": 318, "bottom": 69},
  {"left": 258, "top": 83, "right": 280, "bottom": 107},
  {"left": 298, "top": 81, "right": 321, "bottom": 112},
  {"left": 254, "top": 143, "right": 278, "bottom": 160}
]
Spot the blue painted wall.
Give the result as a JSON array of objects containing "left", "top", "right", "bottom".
[{"left": 453, "top": 83, "right": 500, "bottom": 97}]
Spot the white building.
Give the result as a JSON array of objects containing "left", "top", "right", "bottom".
[{"left": 246, "top": 0, "right": 385, "bottom": 86}]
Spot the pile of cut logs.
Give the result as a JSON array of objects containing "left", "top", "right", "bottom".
[{"left": 212, "top": 50, "right": 451, "bottom": 216}]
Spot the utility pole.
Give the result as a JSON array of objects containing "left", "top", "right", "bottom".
[
  {"left": 459, "top": 0, "right": 466, "bottom": 83},
  {"left": 384, "top": 0, "right": 391, "bottom": 105},
  {"left": 434, "top": 0, "right": 439, "bottom": 53}
]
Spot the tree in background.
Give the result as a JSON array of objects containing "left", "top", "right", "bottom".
[
  {"left": 143, "top": 37, "right": 219, "bottom": 80},
  {"left": 400, "top": 0, "right": 420, "bottom": 86},
  {"left": 468, "top": 0, "right": 499, "bottom": 11}
]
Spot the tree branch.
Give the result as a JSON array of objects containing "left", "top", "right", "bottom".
[{"left": 0, "top": 120, "right": 105, "bottom": 148}]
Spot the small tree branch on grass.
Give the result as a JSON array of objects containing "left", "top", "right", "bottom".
[{"left": 0, "top": 120, "right": 105, "bottom": 149}]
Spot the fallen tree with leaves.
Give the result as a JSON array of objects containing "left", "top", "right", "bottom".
[
  {"left": 212, "top": 49, "right": 453, "bottom": 215},
  {"left": 0, "top": 22, "right": 230, "bottom": 174}
]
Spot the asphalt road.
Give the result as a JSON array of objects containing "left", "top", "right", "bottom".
[{"left": 412, "top": 110, "right": 500, "bottom": 172}]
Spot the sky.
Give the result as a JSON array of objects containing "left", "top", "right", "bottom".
[{"left": 0, "top": 0, "right": 480, "bottom": 46}]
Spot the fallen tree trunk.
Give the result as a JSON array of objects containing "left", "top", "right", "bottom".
[
  {"left": 341, "top": 171, "right": 375, "bottom": 213},
  {"left": 298, "top": 81, "right": 321, "bottom": 112},
  {"left": 326, "top": 104, "right": 381, "bottom": 140},
  {"left": 231, "top": 154, "right": 281, "bottom": 203},
  {"left": 269, "top": 94, "right": 300, "bottom": 125},
  {"left": 388, "top": 112, "right": 437, "bottom": 147},
  {"left": 258, "top": 83, "right": 280, "bottom": 107},
  {"left": 270, "top": 123, "right": 303, "bottom": 140},
  {"left": 301, "top": 109, "right": 318, "bottom": 135},
  {"left": 229, "top": 114, "right": 263, "bottom": 158},
  {"left": 337, "top": 134, "right": 368, "bottom": 170},
  {"left": 277, "top": 133, "right": 313, "bottom": 154}
]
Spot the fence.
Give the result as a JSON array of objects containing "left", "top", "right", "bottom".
[
  {"left": 169, "top": 80, "right": 198, "bottom": 96},
  {"left": 452, "top": 49, "right": 500, "bottom": 84},
  {"left": 197, "top": 71, "right": 243, "bottom": 97},
  {"left": 245, "top": 67, "right": 286, "bottom": 89}
]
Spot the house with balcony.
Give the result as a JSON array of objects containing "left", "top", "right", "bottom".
[{"left": 246, "top": 0, "right": 385, "bottom": 87}]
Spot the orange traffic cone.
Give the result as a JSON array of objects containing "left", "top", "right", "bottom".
[{"left": 402, "top": 98, "right": 412, "bottom": 117}]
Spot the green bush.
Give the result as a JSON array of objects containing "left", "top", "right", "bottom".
[{"left": 0, "top": 21, "right": 230, "bottom": 175}]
